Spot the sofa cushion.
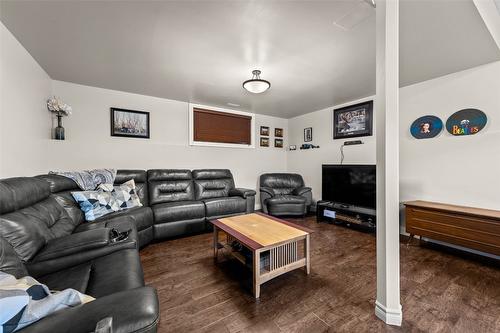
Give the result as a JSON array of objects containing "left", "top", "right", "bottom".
[
  {"left": 153, "top": 219, "right": 205, "bottom": 240},
  {"left": 203, "top": 197, "right": 246, "bottom": 218},
  {"left": 17, "top": 287, "right": 159, "bottom": 333},
  {"left": 0, "top": 236, "right": 28, "bottom": 279},
  {"left": 35, "top": 175, "right": 85, "bottom": 226},
  {"left": 148, "top": 169, "right": 194, "bottom": 204},
  {"left": 152, "top": 201, "right": 205, "bottom": 224},
  {"left": 0, "top": 178, "right": 50, "bottom": 215},
  {"left": 94, "top": 206, "right": 153, "bottom": 232},
  {"left": 260, "top": 173, "right": 305, "bottom": 195},
  {"left": 35, "top": 175, "right": 79, "bottom": 194},
  {"left": 192, "top": 169, "right": 235, "bottom": 200},
  {"left": 266, "top": 195, "right": 307, "bottom": 215},
  {"left": 266, "top": 195, "right": 307, "bottom": 206},
  {"left": 0, "top": 196, "right": 79, "bottom": 262},
  {"left": 115, "top": 170, "right": 148, "bottom": 206},
  {"left": 36, "top": 248, "right": 144, "bottom": 298}
]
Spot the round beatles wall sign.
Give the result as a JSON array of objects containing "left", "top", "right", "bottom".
[
  {"left": 446, "top": 109, "right": 487, "bottom": 136},
  {"left": 410, "top": 115, "right": 443, "bottom": 139}
]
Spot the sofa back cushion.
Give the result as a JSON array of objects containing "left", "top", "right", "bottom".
[
  {"left": 115, "top": 170, "right": 148, "bottom": 206},
  {"left": 0, "top": 236, "right": 27, "bottom": 278},
  {"left": 192, "top": 169, "right": 235, "bottom": 200},
  {"left": 0, "top": 178, "right": 78, "bottom": 261},
  {"left": 148, "top": 169, "right": 194, "bottom": 205},
  {"left": 36, "top": 174, "right": 85, "bottom": 225},
  {"left": 260, "top": 173, "right": 305, "bottom": 195}
]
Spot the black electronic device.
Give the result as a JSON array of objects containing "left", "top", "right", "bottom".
[
  {"left": 319, "top": 164, "right": 376, "bottom": 230},
  {"left": 322, "top": 164, "right": 376, "bottom": 209},
  {"left": 300, "top": 144, "right": 320, "bottom": 149},
  {"left": 109, "top": 228, "right": 131, "bottom": 243},
  {"left": 343, "top": 140, "right": 363, "bottom": 146},
  {"left": 316, "top": 201, "right": 376, "bottom": 230}
]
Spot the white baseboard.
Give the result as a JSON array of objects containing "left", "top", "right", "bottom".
[{"left": 375, "top": 301, "right": 402, "bottom": 326}]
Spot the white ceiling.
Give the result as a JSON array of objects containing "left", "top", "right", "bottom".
[{"left": 1, "top": 0, "right": 499, "bottom": 118}]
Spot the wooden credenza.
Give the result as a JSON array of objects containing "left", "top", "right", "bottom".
[{"left": 404, "top": 200, "right": 500, "bottom": 256}]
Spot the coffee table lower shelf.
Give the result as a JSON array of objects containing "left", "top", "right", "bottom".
[{"left": 214, "top": 228, "right": 310, "bottom": 299}]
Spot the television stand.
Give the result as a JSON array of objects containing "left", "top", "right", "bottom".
[{"left": 316, "top": 200, "right": 376, "bottom": 231}]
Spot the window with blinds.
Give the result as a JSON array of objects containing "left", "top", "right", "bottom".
[{"left": 192, "top": 107, "right": 252, "bottom": 145}]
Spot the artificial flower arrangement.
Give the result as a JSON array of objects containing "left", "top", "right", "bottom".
[
  {"left": 47, "top": 96, "right": 72, "bottom": 116},
  {"left": 47, "top": 96, "right": 72, "bottom": 140}
]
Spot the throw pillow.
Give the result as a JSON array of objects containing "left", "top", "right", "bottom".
[
  {"left": 0, "top": 272, "right": 94, "bottom": 332},
  {"left": 71, "top": 189, "right": 119, "bottom": 221},
  {"left": 99, "top": 179, "right": 143, "bottom": 210},
  {"left": 50, "top": 169, "right": 116, "bottom": 190}
]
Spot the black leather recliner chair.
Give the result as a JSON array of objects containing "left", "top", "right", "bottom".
[
  {"left": 260, "top": 173, "right": 312, "bottom": 216},
  {"left": 0, "top": 177, "right": 159, "bottom": 333}
]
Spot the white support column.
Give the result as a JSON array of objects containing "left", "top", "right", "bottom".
[{"left": 375, "top": 0, "right": 402, "bottom": 326}]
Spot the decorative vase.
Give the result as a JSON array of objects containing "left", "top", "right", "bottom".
[{"left": 55, "top": 115, "right": 65, "bottom": 140}]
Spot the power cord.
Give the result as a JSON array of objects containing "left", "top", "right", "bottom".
[{"left": 340, "top": 144, "right": 345, "bottom": 165}]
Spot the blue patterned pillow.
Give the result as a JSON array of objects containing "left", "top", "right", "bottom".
[
  {"left": 71, "top": 189, "right": 119, "bottom": 221},
  {"left": 99, "top": 179, "right": 143, "bottom": 211}
]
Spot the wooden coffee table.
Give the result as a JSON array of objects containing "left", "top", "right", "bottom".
[{"left": 210, "top": 212, "right": 313, "bottom": 298}]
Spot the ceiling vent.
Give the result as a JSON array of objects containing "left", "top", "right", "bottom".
[{"left": 333, "top": 0, "right": 375, "bottom": 31}]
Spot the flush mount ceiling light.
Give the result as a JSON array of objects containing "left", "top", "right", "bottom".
[{"left": 242, "top": 70, "right": 271, "bottom": 94}]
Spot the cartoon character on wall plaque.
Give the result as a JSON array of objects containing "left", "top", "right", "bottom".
[
  {"left": 446, "top": 109, "right": 487, "bottom": 136},
  {"left": 410, "top": 115, "right": 443, "bottom": 139}
]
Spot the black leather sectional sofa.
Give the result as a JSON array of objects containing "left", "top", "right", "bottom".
[
  {"left": 0, "top": 169, "right": 256, "bottom": 333},
  {"left": 37, "top": 169, "right": 256, "bottom": 248}
]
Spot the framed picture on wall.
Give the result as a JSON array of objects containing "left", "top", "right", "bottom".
[
  {"left": 260, "top": 126, "right": 270, "bottom": 136},
  {"left": 304, "top": 127, "right": 312, "bottom": 142},
  {"left": 111, "top": 108, "right": 150, "bottom": 139},
  {"left": 275, "top": 128, "right": 283, "bottom": 137},
  {"left": 260, "top": 137, "right": 269, "bottom": 147},
  {"left": 333, "top": 101, "right": 373, "bottom": 139},
  {"left": 275, "top": 138, "right": 283, "bottom": 148}
]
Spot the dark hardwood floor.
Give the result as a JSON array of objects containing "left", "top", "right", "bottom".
[{"left": 140, "top": 216, "right": 500, "bottom": 333}]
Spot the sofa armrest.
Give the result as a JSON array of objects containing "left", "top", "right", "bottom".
[
  {"left": 28, "top": 227, "right": 137, "bottom": 277},
  {"left": 18, "top": 287, "right": 159, "bottom": 333},
  {"left": 259, "top": 187, "right": 275, "bottom": 197},
  {"left": 34, "top": 229, "right": 110, "bottom": 262},
  {"left": 229, "top": 188, "right": 256, "bottom": 198},
  {"left": 293, "top": 186, "right": 312, "bottom": 196}
]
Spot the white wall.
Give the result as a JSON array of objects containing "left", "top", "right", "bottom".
[
  {"left": 287, "top": 96, "right": 376, "bottom": 205},
  {"left": 50, "top": 80, "right": 288, "bottom": 206},
  {"left": 400, "top": 61, "right": 500, "bottom": 210},
  {"left": 3, "top": 18, "right": 499, "bottom": 215},
  {"left": 287, "top": 61, "right": 500, "bottom": 215},
  {"left": 0, "top": 22, "right": 52, "bottom": 177}
]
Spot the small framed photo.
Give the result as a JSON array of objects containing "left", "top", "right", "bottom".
[
  {"left": 275, "top": 128, "right": 283, "bottom": 137},
  {"left": 111, "top": 108, "right": 150, "bottom": 139},
  {"left": 333, "top": 100, "right": 373, "bottom": 139},
  {"left": 304, "top": 127, "right": 313, "bottom": 142},
  {"left": 274, "top": 138, "right": 283, "bottom": 148},
  {"left": 260, "top": 126, "right": 270, "bottom": 136},
  {"left": 289, "top": 145, "right": 297, "bottom": 151},
  {"left": 260, "top": 137, "right": 269, "bottom": 147}
]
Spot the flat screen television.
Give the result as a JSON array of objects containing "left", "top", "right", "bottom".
[{"left": 322, "top": 164, "right": 376, "bottom": 210}]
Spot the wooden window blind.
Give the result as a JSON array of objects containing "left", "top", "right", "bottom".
[{"left": 193, "top": 108, "right": 252, "bottom": 145}]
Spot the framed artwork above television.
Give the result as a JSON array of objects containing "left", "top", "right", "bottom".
[{"left": 333, "top": 101, "right": 373, "bottom": 139}]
